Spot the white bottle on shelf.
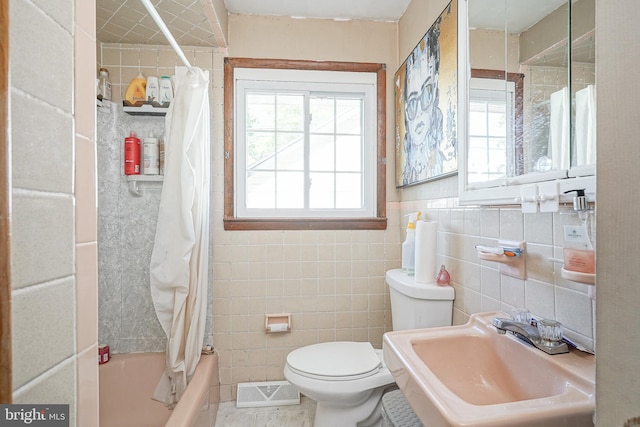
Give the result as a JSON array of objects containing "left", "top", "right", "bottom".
[
  {"left": 159, "top": 76, "right": 173, "bottom": 105},
  {"left": 143, "top": 131, "right": 159, "bottom": 175},
  {"left": 146, "top": 76, "right": 159, "bottom": 104}
]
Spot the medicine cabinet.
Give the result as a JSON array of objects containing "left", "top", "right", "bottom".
[{"left": 457, "top": 0, "right": 596, "bottom": 205}]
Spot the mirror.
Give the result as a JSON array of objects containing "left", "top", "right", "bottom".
[
  {"left": 570, "top": 0, "right": 596, "bottom": 175},
  {"left": 459, "top": 0, "right": 596, "bottom": 203}
]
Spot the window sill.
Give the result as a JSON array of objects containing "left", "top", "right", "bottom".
[{"left": 223, "top": 217, "right": 387, "bottom": 231}]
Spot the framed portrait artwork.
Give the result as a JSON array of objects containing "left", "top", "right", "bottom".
[{"left": 395, "top": 0, "right": 458, "bottom": 187}]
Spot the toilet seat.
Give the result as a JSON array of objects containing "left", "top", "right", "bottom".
[{"left": 286, "top": 342, "right": 382, "bottom": 381}]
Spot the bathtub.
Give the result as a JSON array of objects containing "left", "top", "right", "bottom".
[{"left": 99, "top": 352, "right": 219, "bottom": 427}]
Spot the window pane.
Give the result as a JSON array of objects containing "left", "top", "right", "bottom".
[
  {"left": 276, "top": 132, "right": 304, "bottom": 171},
  {"left": 247, "top": 171, "right": 275, "bottom": 208},
  {"left": 336, "top": 135, "right": 361, "bottom": 172},
  {"left": 336, "top": 173, "right": 361, "bottom": 208},
  {"left": 469, "top": 136, "right": 488, "bottom": 150},
  {"left": 487, "top": 108, "right": 507, "bottom": 137},
  {"left": 247, "top": 131, "right": 275, "bottom": 169},
  {"left": 468, "top": 147, "right": 488, "bottom": 173},
  {"left": 247, "top": 93, "right": 275, "bottom": 130},
  {"left": 309, "top": 172, "right": 334, "bottom": 208},
  {"left": 488, "top": 137, "right": 505, "bottom": 151},
  {"left": 336, "top": 98, "right": 362, "bottom": 134},
  {"left": 277, "top": 94, "right": 304, "bottom": 131},
  {"left": 469, "top": 104, "right": 487, "bottom": 134},
  {"left": 276, "top": 171, "right": 304, "bottom": 208},
  {"left": 310, "top": 134, "right": 334, "bottom": 171},
  {"left": 310, "top": 97, "right": 335, "bottom": 133}
]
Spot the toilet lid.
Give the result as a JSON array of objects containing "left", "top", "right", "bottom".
[{"left": 286, "top": 342, "right": 381, "bottom": 381}]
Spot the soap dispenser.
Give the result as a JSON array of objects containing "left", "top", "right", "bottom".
[
  {"left": 564, "top": 189, "right": 588, "bottom": 212},
  {"left": 562, "top": 189, "right": 595, "bottom": 274}
]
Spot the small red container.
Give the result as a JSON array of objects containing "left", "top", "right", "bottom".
[{"left": 99, "top": 345, "right": 111, "bottom": 364}]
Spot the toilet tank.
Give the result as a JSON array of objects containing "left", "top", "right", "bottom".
[{"left": 386, "top": 269, "right": 455, "bottom": 331}]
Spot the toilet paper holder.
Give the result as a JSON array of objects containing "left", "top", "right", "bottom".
[
  {"left": 476, "top": 240, "right": 526, "bottom": 279},
  {"left": 265, "top": 313, "right": 291, "bottom": 333}
]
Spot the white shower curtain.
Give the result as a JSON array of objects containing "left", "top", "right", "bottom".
[{"left": 150, "top": 66, "right": 210, "bottom": 408}]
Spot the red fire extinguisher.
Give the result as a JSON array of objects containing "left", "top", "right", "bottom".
[{"left": 124, "top": 131, "right": 141, "bottom": 175}]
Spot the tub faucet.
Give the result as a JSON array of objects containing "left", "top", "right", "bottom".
[{"left": 492, "top": 317, "right": 569, "bottom": 355}]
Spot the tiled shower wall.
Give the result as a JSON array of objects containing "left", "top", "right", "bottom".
[{"left": 96, "top": 43, "right": 218, "bottom": 353}]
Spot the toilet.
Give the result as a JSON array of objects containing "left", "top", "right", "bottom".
[{"left": 284, "top": 268, "right": 455, "bottom": 427}]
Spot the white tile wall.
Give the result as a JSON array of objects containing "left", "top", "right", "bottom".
[
  {"left": 10, "top": 92, "right": 73, "bottom": 192},
  {"left": 10, "top": 194, "right": 75, "bottom": 289},
  {"left": 402, "top": 201, "right": 596, "bottom": 352},
  {"left": 11, "top": 279, "right": 76, "bottom": 388},
  {"left": 13, "top": 357, "right": 76, "bottom": 422},
  {"left": 9, "top": 0, "right": 73, "bottom": 112}
]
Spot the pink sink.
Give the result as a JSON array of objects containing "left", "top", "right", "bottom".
[{"left": 383, "top": 312, "right": 595, "bottom": 427}]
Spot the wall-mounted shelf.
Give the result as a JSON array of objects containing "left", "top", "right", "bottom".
[
  {"left": 561, "top": 268, "right": 595, "bottom": 285},
  {"left": 548, "top": 257, "right": 595, "bottom": 285},
  {"left": 122, "top": 101, "right": 169, "bottom": 116},
  {"left": 123, "top": 104, "right": 168, "bottom": 116},
  {"left": 476, "top": 240, "right": 526, "bottom": 279},
  {"left": 126, "top": 175, "right": 163, "bottom": 196}
]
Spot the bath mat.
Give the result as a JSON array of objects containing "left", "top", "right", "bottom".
[{"left": 236, "top": 381, "right": 300, "bottom": 408}]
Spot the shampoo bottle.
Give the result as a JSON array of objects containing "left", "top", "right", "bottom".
[
  {"left": 146, "top": 76, "right": 159, "bottom": 104},
  {"left": 159, "top": 76, "right": 173, "bottom": 105},
  {"left": 125, "top": 72, "right": 147, "bottom": 106},
  {"left": 124, "top": 132, "right": 141, "bottom": 175},
  {"left": 143, "top": 131, "right": 159, "bottom": 175},
  {"left": 401, "top": 212, "right": 421, "bottom": 275}
]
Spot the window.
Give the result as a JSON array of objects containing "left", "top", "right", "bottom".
[{"left": 224, "top": 58, "right": 387, "bottom": 230}]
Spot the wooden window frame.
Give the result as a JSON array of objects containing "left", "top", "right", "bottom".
[
  {"left": 224, "top": 58, "right": 387, "bottom": 231},
  {"left": 0, "top": 0, "right": 11, "bottom": 403}
]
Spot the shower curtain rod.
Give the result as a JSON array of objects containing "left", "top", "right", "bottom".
[{"left": 140, "top": 0, "right": 193, "bottom": 69}]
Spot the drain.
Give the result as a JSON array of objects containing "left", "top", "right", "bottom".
[{"left": 236, "top": 381, "right": 300, "bottom": 408}]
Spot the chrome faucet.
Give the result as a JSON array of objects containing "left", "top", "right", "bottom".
[{"left": 492, "top": 317, "right": 569, "bottom": 355}]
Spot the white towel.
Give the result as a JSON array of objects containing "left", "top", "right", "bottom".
[
  {"left": 548, "top": 87, "right": 569, "bottom": 170},
  {"left": 575, "top": 85, "right": 596, "bottom": 166}
]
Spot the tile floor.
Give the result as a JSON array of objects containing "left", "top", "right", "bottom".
[{"left": 214, "top": 397, "right": 317, "bottom": 427}]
